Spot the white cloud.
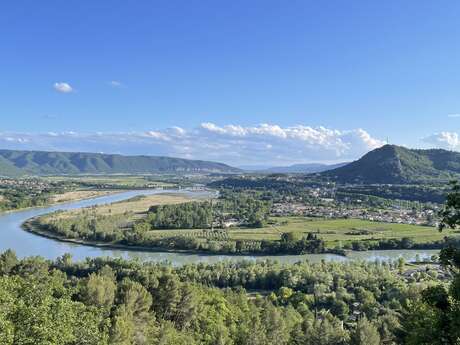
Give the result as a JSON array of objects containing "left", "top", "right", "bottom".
[
  {"left": 169, "top": 126, "right": 186, "bottom": 136},
  {"left": 144, "top": 131, "right": 171, "bottom": 141},
  {"left": 0, "top": 123, "right": 384, "bottom": 165},
  {"left": 109, "top": 81, "right": 123, "bottom": 88},
  {"left": 422, "top": 132, "right": 460, "bottom": 150},
  {"left": 53, "top": 82, "right": 73, "bottom": 93}
]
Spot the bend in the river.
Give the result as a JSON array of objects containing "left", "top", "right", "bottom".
[{"left": 0, "top": 189, "right": 439, "bottom": 265}]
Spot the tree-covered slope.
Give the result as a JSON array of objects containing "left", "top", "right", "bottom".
[
  {"left": 0, "top": 155, "right": 24, "bottom": 177},
  {"left": 321, "top": 144, "right": 460, "bottom": 184},
  {"left": 0, "top": 149, "right": 240, "bottom": 176}
]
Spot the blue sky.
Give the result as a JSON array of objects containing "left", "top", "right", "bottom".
[{"left": 1, "top": 1, "right": 460, "bottom": 165}]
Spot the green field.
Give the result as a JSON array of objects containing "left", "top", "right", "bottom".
[
  {"left": 44, "top": 175, "right": 175, "bottom": 188},
  {"left": 146, "top": 216, "right": 458, "bottom": 247}
]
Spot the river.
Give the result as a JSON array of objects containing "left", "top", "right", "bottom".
[{"left": 0, "top": 189, "right": 440, "bottom": 265}]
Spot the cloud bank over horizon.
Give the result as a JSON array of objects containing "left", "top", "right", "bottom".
[
  {"left": 422, "top": 132, "right": 460, "bottom": 151},
  {"left": 0, "top": 123, "right": 384, "bottom": 166}
]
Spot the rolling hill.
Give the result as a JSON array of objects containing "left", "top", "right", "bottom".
[
  {"left": 320, "top": 144, "right": 460, "bottom": 184},
  {"left": 0, "top": 149, "right": 240, "bottom": 176}
]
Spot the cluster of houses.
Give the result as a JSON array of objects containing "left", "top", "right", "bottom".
[
  {"left": 0, "top": 178, "right": 62, "bottom": 198},
  {"left": 0, "top": 178, "right": 52, "bottom": 190},
  {"left": 271, "top": 202, "right": 439, "bottom": 227}
]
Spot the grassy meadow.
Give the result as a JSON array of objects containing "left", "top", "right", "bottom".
[
  {"left": 146, "top": 216, "right": 458, "bottom": 248},
  {"left": 229, "top": 217, "right": 456, "bottom": 246}
]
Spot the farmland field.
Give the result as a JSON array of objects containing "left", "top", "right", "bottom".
[
  {"left": 147, "top": 216, "right": 459, "bottom": 247},
  {"left": 44, "top": 175, "right": 175, "bottom": 188}
]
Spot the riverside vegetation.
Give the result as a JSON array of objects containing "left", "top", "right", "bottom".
[
  {"left": 0, "top": 228, "right": 458, "bottom": 345},
  {"left": 0, "top": 251, "right": 409, "bottom": 345},
  {"left": 28, "top": 187, "right": 460, "bottom": 255}
]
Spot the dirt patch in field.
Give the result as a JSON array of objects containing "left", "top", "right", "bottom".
[
  {"left": 50, "top": 190, "right": 117, "bottom": 204},
  {"left": 47, "top": 192, "right": 201, "bottom": 221}
]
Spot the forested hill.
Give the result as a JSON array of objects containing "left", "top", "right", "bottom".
[
  {"left": 320, "top": 144, "right": 460, "bottom": 184},
  {"left": 0, "top": 149, "right": 240, "bottom": 176}
]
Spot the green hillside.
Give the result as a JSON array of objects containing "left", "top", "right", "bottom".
[
  {"left": 321, "top": 144, "right": 460, "bottom": 184},
  {"left": 0, "top": 155, "right": 24, "bottom": 177},
  {"left": 0, "top": 149, "right": 240, "bottom": 176}
]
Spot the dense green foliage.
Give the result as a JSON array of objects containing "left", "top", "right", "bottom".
[
  {"left": 38, "top": 211, "right": 130, "bottom": 242},
  {"left": 346, "top": 236, "right": 460, "bottom": 251},
  {"left": 336, "top": 184, "right": 446, "bottom": 204},
  {"left": 214, "top": 191, "right": 272, "bottom": 227},
  {"left": 148, "top": 202, "right": 213, "bottom": 229},
  {"left": 210, "top": 175, "right": 446, "bottom": 205},
  {"left": 209, "top": 176, "right": 305, "bottom": 191},
  {"left": 0, "top": 149, "right": 239, "bottom": 176},
  {"left": 0, "top": 189, "right": 54, "bottom": 211},
  {"left": 146, "top": 195, "right": 270, "bottom": 229},
  {"left": 398, "top": 181, "right": 460, "bottom": 344},
  {"left": 0, "top": 249, "right": 447, "bottom": 345}
]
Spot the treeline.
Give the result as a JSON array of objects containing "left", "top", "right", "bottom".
[
  {"left": 216, "top": 191, "right": 272, "bottom": 227},
  {"left": 0, "top": 189, "right": 51, "bottom": 210},
  {"left": 337, "top": 184, "right": 447, "bottom": 204},
  {"left": 38, "top": 209, "right": 130, "bottom": 242},
  {"left": 0, "top": 249, "right": 451, "bottom": 344},
  {"left": 335, "top": 191, "right": 432, "bottom": 209},
  {"left": 208, "top": 176, "right": 303, "bottom": 191},
  {"left": 148, "top": 202, "right": 212, "bottom": 229},
  {"left": 343, "top": 236, "right": 460, "bottom": 252},
  {"left": 146, "top": 193, "right": 271, "bottom": 229},
  {"left": 126, "top": 230, "right": 326, "bottom": 255}
]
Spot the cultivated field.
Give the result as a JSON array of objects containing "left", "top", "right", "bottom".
[
  {"left": 44, "top": 175, "right": 175, "bottom": 188},
  {"left": 146, "top": 216, "right": 458, "bottom": 247},
  {"left": 230, "top": 217, "right": 457, "bottom": 245}
]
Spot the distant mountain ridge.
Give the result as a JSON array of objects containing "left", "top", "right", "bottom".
[
  {"left": 256, "top": 162, "right": 349, "bottom": 174},
  {"left": 320, "top": 144, "right": 460, "bottom": 184},
  {"left": 0, "top": 149, "right": 240, "bottom": 176}
]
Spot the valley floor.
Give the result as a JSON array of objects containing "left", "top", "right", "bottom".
[{"left": 26, "top": 192, "right": 460, "bottom": 255}]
